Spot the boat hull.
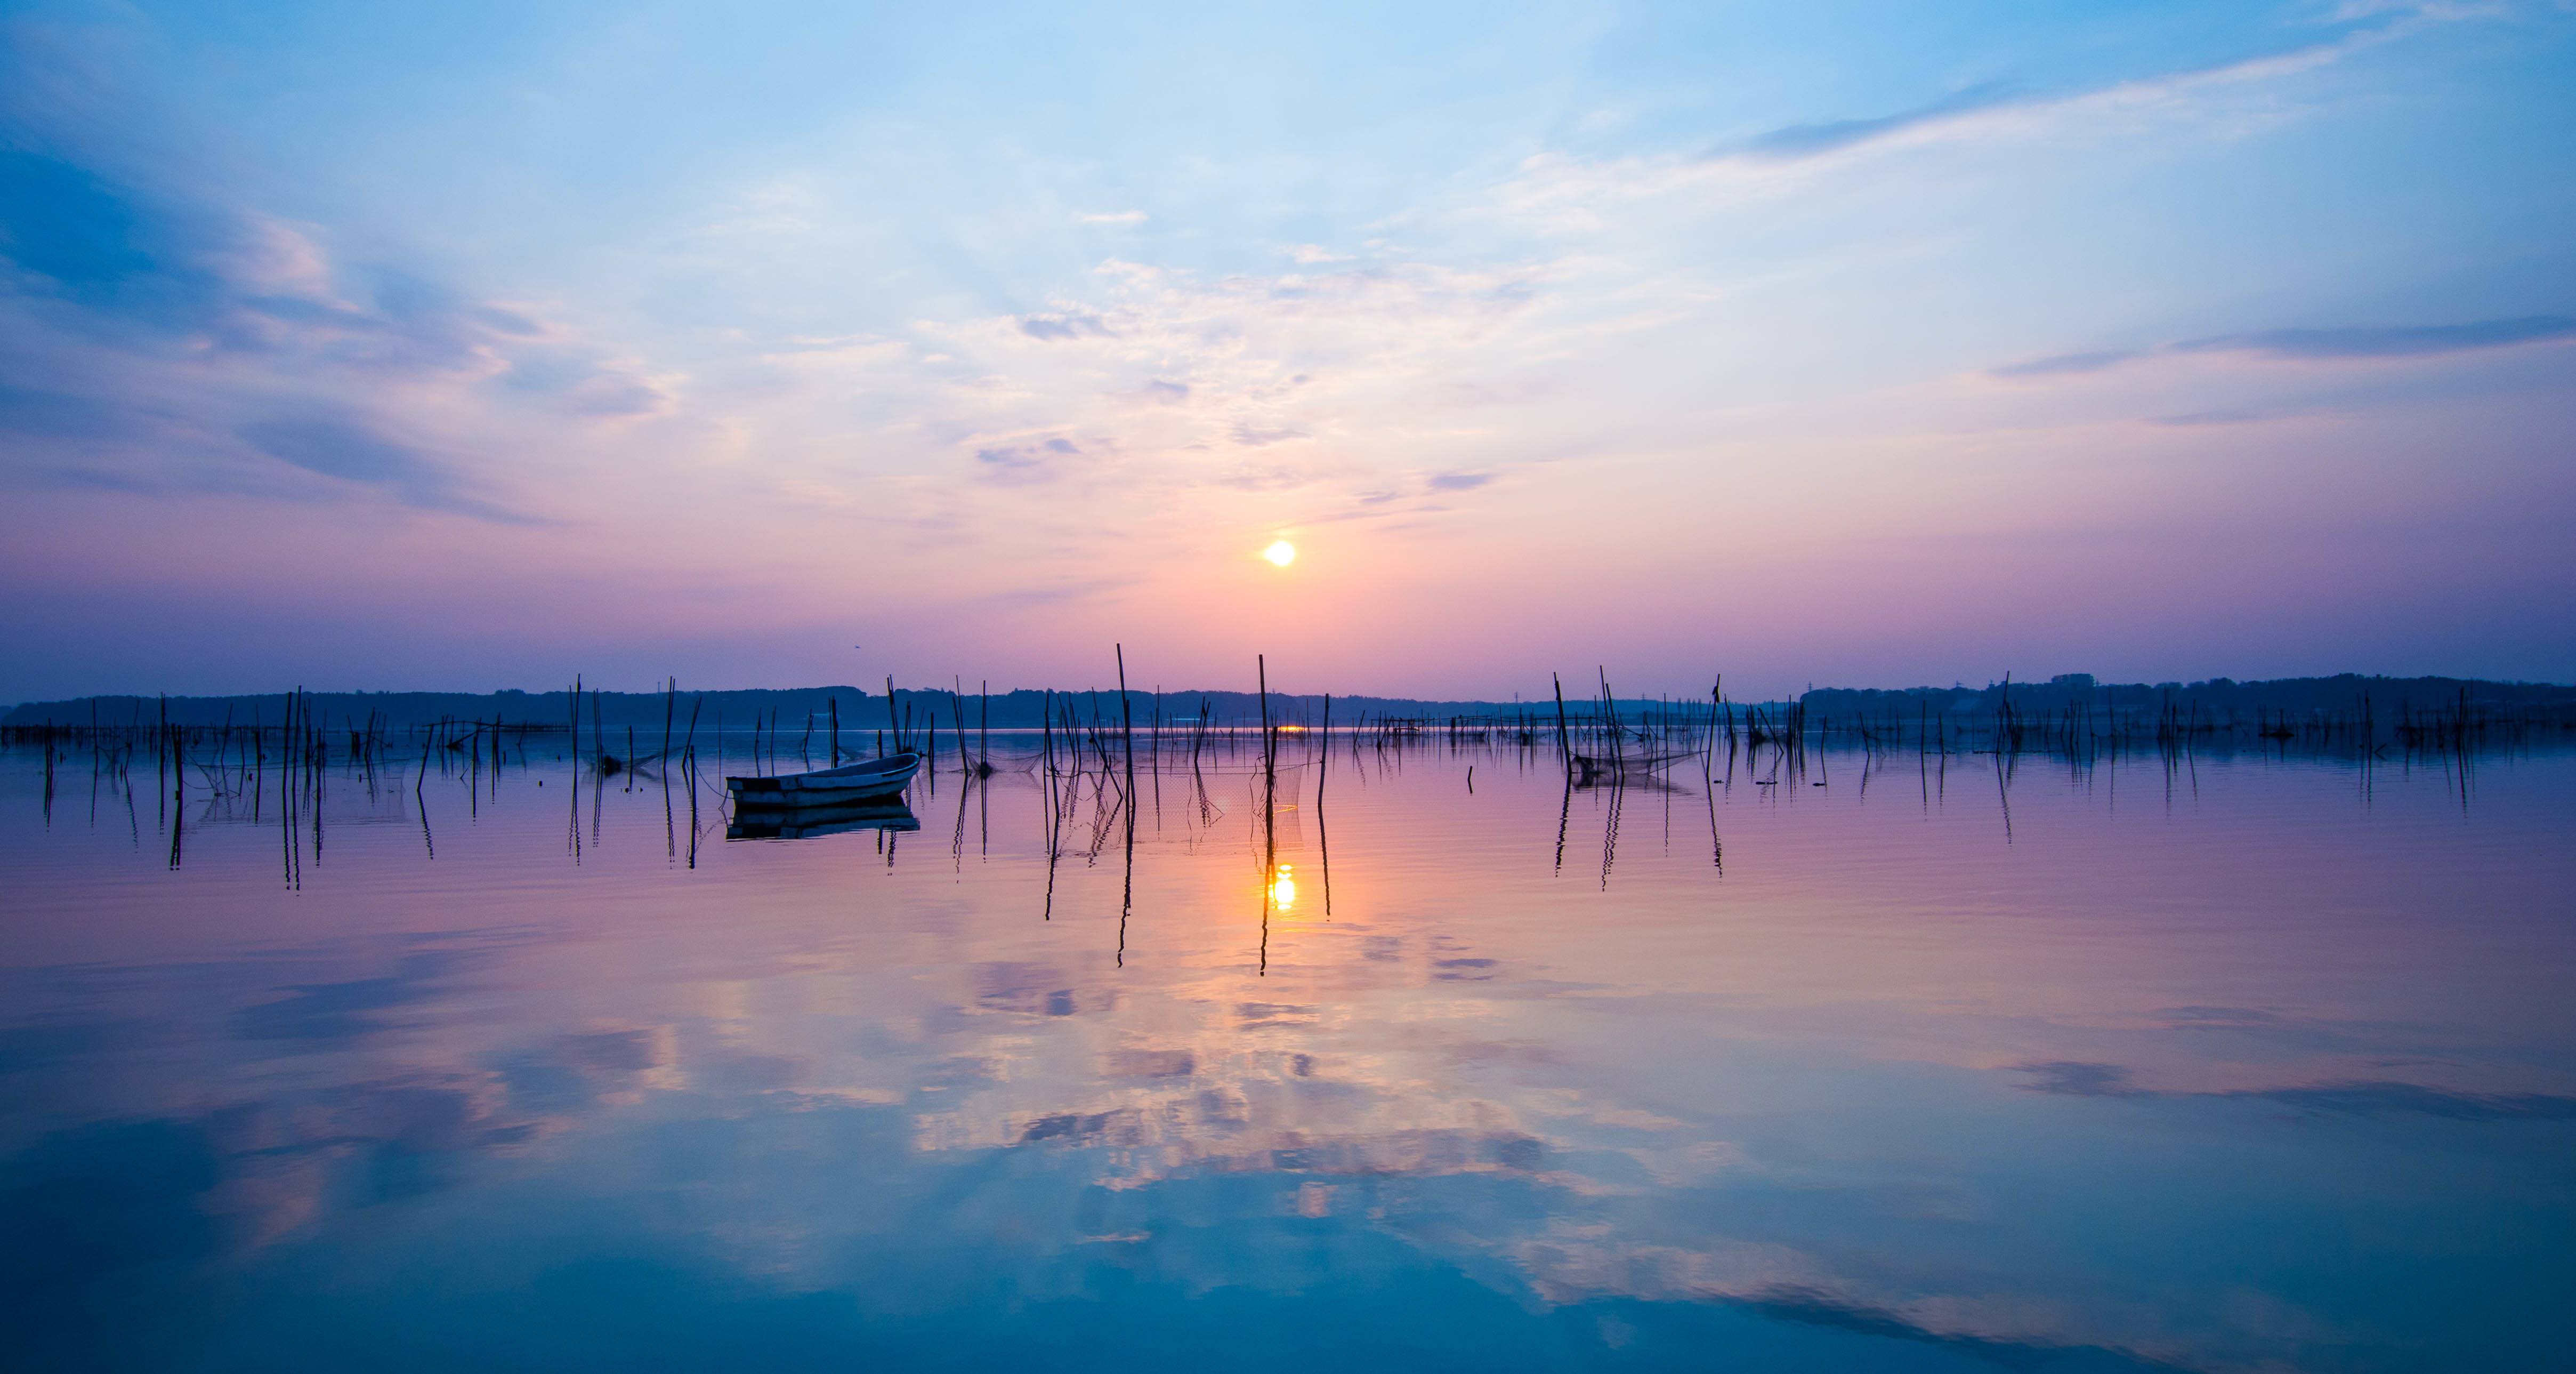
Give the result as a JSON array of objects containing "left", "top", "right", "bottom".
[{"left": 726, "top": 752, "right": 920, "bottom": 809}]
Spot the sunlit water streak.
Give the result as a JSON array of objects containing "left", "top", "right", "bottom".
[{"left": 3, "top": 738, "right": 2571, "bottom": 1372}]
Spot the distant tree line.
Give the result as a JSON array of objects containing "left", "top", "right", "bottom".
[
  {"left": 10, "top": 672, "right": 2568, "bottom": 734},
  {"left": 1799, "top": 673, "right": 2576, "bottom": 724}
]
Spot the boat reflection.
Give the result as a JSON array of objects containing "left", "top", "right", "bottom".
[{"left": 724, "top": 797, "right": 922, "bottom": 841}]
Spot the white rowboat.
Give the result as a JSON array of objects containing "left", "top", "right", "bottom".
[{"left": 726, "top": 751, "right": 920, "bottom": 808}]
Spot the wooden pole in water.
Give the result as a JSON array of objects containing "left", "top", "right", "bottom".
[
  {"left": 830, "top": 696, "right": 841, "bottom": 765},
  {"left": 1708, "top": 678, "right": 1722, "bottom": 773},
  {"left": 1117, "top": 644, "right": 1135, "bottom": 782},
  {"left": 1257, "top": 655, "right": 1273, "bottom": 763},
  {"left": 1553, "top": 672, "right": 1571, "bottom": 767}
]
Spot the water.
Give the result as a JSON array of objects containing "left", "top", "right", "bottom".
[{"left": 4, "top": 737, "right": 2571, "bottom": 1372}]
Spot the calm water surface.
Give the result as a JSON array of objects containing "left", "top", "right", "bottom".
[{"left": 4, "top": 738, "right": 2571, "bottom": 1372}]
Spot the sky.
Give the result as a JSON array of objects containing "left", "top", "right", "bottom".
[{"left": 2, "top": 0, "right": 2572, "bottom": 704}]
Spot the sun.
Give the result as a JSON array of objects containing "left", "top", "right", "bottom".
[{"left": 1263, "top": 539, "right": 1297, "bottom": 567}]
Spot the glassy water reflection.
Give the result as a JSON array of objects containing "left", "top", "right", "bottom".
[{"left": 4, "top": 739, "right": 2572, "bottom": 1372}]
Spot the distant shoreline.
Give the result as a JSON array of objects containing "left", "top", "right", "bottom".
[{"left": 8, "top": 673, "right": 2571, "bottom": 733}]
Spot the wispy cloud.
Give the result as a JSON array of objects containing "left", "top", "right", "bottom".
[
  {"left": 2175, "top": 315, "right": 2576, "bottom": 359},
  {"left": 1496, "top": 12, "right": 2452, "bottom": 219},
  {"left": 877, "top": 251, "right": 1595, "bottom": 520},
  {"left": 1018, "top": 311, "right": 1112, "bottom": 341},
  {"left": 0, "top": 383, "right": 127, "bottom": 440},
  {"left": 1074, "top": 210, "right": 1147, "bottom": 226},
  {"left": 0, "top": 141, "right": 650, "bottom": 524},
  {"left": 0, "top": 150, "right": 179, "bottom": 300},
  {"left": 2146, "top": 408, "right": 2275, "bottom": 427},
  {"left": 972, "top": 436, "right": 1084, "bottom": 486},
  {"left": 1229, "top": 421, "right": 1306, "bottom": 447},
  {"left": 238, "top": 413, "right": 540, "bottom": 523},
  {"left": 1992, "top": 315, "right": 2576, "bottom": 379},
  {"left": 1989, "top": 349, "right": 2143, "bottom": 379},
  {"left": 1737, "top": 82, "right": 2017, "bottom": 160},
  {"left": 497, "top": 350, "right": 674, "bottom": 418}
]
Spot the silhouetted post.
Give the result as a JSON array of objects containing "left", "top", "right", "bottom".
[
  {"left": 1117, "top": 645, "right": 1136, "bottom": 783},
  {"left": 830, "top": 696, "right": 841, "bottom": 765},
  {"left": 1553, "top": 672, "right": 1571, "bottom": 767},
  {"left": 1708, "top": 679, "right": 1723, "bottom": 774}
]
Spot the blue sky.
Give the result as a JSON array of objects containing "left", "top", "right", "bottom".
[{"left": 2, "top": 0, "right": 2572, "bottom": 700}]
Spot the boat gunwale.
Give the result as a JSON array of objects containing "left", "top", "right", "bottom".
[{"left": 726, "top": 751, "right": 920, "bottom": 798}]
